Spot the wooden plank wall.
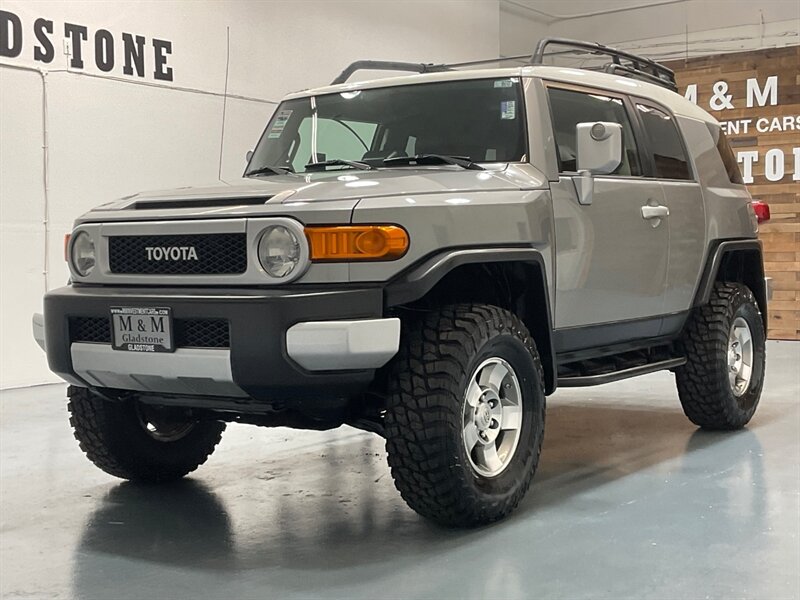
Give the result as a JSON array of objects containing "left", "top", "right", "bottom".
[{"left": 665, "top": 46, "right": 799, "bottom": 340}]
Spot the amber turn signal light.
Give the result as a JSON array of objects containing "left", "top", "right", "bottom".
[
  {"left": 63, "top": 233, "right": 71, "bottom": 261},
  {"left": 305, "top": 225, "right": 409, "bottom": 261}
]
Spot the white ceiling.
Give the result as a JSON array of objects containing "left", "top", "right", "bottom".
[
  {"left": 503, "top": 0, "right": 800, "bottom": 24},
  {"left": 502, "top": 0, "right": 684, "bottom": 20}
]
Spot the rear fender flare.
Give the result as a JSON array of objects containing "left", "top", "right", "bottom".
[{"left": 693, "top": 239, "right": 768, "bottom": 329}]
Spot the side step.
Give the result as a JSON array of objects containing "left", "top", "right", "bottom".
[{"left": 558, "top": 357, "right": 686, "bottom": 388}]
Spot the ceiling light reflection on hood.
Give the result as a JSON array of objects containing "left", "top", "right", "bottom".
[{"left": 345, "top": 180, "right": 379, "bottom": 188}]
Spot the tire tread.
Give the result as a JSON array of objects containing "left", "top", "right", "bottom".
[
  {"left": 676, "top": 282, "right": 764, "bottom": 430},
  {"left": 385, "top": 303, "right": 545, "bottom": 527},
  {"left": 67, "top": 386, "right": 224, "bottom": 482}
]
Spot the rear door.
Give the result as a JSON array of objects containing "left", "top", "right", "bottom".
[
  {"left": 546, "top": 84, "right": 669, "bottom": 336},
  {"left": 632, "top": 101, "right": 706, "bottom": 319}
]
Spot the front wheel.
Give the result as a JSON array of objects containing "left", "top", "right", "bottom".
[
  {"left": 675, "top": 282, "right": 766, "bottom": 430},
  {"left": 384, "top": 304, "right": 546, "bottom": 527},
  {"left": 68, "top": 386, "right": 226, "bottom": 482}
]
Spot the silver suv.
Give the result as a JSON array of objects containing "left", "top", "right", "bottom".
[{"left": 35, "top": 39, "right": 770, "bottom": 527}]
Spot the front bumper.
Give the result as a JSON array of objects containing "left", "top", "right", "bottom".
[{"left": 41, "top": 284, "right": 398, "bottom": 408}]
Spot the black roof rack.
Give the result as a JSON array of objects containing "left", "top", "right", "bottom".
[
  {"left": 330, "top": 56, "right": 534, "bottom": 85},
  {"left": 331, "top": 61, "right": 451, "bottom": 85},
  {"left": 332, "top": 38, "right": 677, "bottom": 92},
  {"left": 531, "top": 37, "right": 677, "bottom": 92}
]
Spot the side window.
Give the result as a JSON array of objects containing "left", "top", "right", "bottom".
[
  {"left": 547, "top": 87, "right": 642, "bottom": 176},
  {"left": 290, "top": 118, "right": 378, "bottom": 171},
  {"left": 636, "top": 104, "right": 692, "bottom": 180},
  {"left": 706, "top": 123, "right": 744, "bottom": 184}
]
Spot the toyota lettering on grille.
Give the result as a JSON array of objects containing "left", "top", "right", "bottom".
[
  {"left": 108, "top": 233, "right": 246, "bottom": 275},
  {"left": 144, "top": 246, "right": 199, "bottom": 261}
]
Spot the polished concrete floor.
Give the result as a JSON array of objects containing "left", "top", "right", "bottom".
[{"left": 1, "top": 341, "right": 798, "bottom": 600}]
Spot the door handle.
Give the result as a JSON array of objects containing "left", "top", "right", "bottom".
[{"left": 641, "top": 205, "right": 670, "bottom": 220}]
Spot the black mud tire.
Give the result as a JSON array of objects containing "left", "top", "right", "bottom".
[
  {"left": 676, "top": 282, "right": 766, "bottom": 430},
  {"left": 67, "top": 386, "right": 226, "bottom": 482},
  {"left": 384, "top": 304, "right": 546, "bottom": 527}
]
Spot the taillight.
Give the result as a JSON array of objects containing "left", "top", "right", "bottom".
[
  {"left": 63, "top": 233, "right": 71, "bottom": 261},
  {"left": 751, "top": 200, "right": 770, "bottom": 224},
  {"left": 305, "top": 225, "right": 409, "bottom": 261}
]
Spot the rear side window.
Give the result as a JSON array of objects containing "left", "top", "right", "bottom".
[
  {"left": 707, "top": 123, "right": 744, "bottom": 184},
  {"left": 547, "top": 87, "right": 642, "bottom": 176},
  {"left": 635, "top": 104, "right": 692, "bottom": 180}
]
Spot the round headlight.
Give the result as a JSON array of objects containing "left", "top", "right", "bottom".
[
  {"left": 70, "top": 231, "right": 96, "bottom": 277},
  {"left": 257, "top": 225, "right": 301, "bottom": 278}
]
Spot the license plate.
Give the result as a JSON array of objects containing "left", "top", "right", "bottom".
[{"left": 111, "top": 307, "right": 174, "bottom": 352}]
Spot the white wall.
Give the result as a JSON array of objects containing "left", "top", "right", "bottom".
[
  {"left": 499, "top": 2, "right": 549, "bottom": 59},
  {"left": 500, "top": 0, "right": 800, "bottom": 59},
  {"left": 0, "top": 0, "right": 500, "bottom": 389}
]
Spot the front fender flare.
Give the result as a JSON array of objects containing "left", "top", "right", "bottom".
[{"left": 384, "top": 246, "right": 557, "bottom": 394}]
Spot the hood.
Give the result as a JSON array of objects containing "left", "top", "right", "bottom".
[{"left": 78, "top": 165, "right": 547, "bottom": 223}]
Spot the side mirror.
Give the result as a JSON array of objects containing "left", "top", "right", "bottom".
[
  {"left": 245, "top": 150, "right": 253, "bottom": 163},
  {"left": 573, "top": 122, "right": 623, "bottom": 205},
  {"left": 576, "top": 122, "right": 622, "bottom": 174}
]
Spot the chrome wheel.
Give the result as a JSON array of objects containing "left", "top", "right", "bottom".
[
  {"left": 462, "top": 357, "right": 523, "bottom": 477},
  {"left": 727, "top": 316, "right": 754, "bottom": 397},
  {"left": 136, "top": 405, "right": 196, "bottom": 442}
]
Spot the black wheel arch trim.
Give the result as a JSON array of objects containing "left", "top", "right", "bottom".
[
  {"left": 693, "top": 239, "right": 767, "bottom": 329},
  {"left": 384, "top": 246, "right": 557, "bottom": 394}
]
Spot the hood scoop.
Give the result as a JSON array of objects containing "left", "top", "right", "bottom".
[{"left": 132, "top": 196, "right": 272, "bottom": 210}]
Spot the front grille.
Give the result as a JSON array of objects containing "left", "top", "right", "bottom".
[
  {"left": 69, "top": 317, "right": 230, "bottom": 348},
  {"left": 108, "top": 233, "right": 247, "bottom": 275},
  {"left": 174, "top": 319, "right": 230, "bottom": 348},
  {"left": 70, "top": 316, "right": 111, "bottom": 343}
]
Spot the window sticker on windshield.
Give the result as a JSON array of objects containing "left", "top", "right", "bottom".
[
  {"left": 494, "top": 79, "right": 514, "bottom": 88},
  {"left": 500, "top": 100, "right": 516, "bottom": 120},
  {"left": 267, "top": 109, "right": 293, "bottom": 139}
]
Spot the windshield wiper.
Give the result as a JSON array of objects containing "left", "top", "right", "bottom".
[
  {"left": 382, "top": 154, "right": 485, "bottom": 170},
  {"left": 305, "top": 159, "right": 374, "bottom": 171},
  {"left": 245, "top": 165, "right": 294, "bottom": 177}
]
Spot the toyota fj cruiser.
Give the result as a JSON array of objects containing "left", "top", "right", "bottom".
[{"left": 34, "top": 39, "right": 771, "bottom": 527}]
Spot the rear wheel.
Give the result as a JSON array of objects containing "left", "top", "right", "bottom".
[
  {"left": 384, "top": 304, "right": 546, "bottom": 527},
  {"left": 68, "top": 386, "right": 225, "bottom": 482},
  {"left": 676, "top": 282, "right": 766, "bottom": 430}
]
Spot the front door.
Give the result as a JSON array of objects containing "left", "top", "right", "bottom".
[{"left": 546, "top": 85, "right": 669, "bottom": 336}]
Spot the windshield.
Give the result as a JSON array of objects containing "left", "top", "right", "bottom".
[{"left": 246, "top": 77, "right": 527, "bottom": 175}]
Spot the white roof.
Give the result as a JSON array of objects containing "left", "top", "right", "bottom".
[{"left": 285, "top": 65, "right": 714, "bottom": 123}]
